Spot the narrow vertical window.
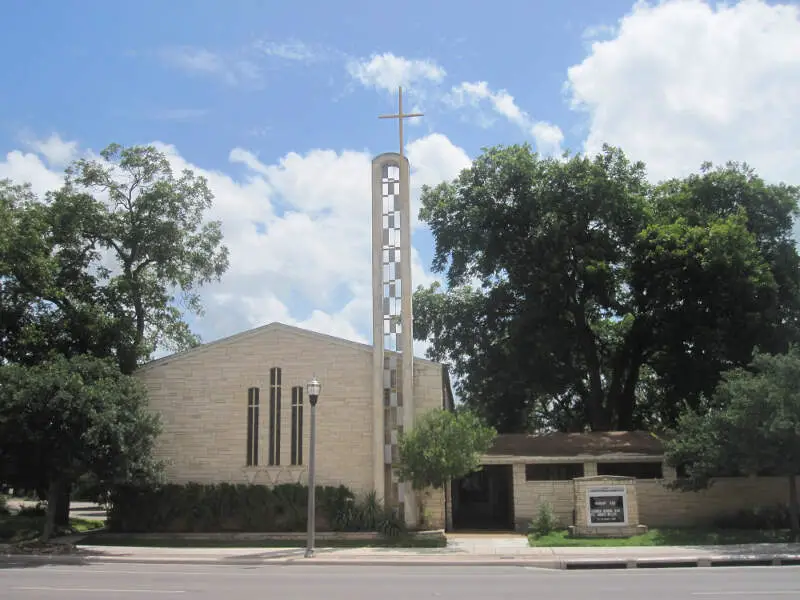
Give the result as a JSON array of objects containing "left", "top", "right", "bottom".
[
  {"left": 246, "top": 387, "right": 259, "bottom": 466},
  {"left": 269, "top": 367, "right": 282, "bottom": 465},
  {"left": 291, "top": 386, "right": 304, "bottom": 466}
]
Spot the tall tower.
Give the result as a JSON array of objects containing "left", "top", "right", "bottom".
[{"left": 371, "top": 87, "right": 421, "bottom": 525}]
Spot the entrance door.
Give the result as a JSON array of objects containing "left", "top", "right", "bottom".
[{"left": 452, "top": 464, "right": 514, "bottom": 531}]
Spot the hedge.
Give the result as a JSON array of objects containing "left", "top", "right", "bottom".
[
  {"left": 107, "top": 483, "right": 404, "bottom": 535},
  {"left": 712, "top": 504, "right": 792, "bottom": 530}
]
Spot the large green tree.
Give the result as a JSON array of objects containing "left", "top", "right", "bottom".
[
  {"left": 414, "top": 145, "right": 800, "bottom": 432},
  {"left": 0, "top": 355, "right": 161, "bottom": 540},
  {"left": 664, "top": 348, "right": 800, "bottom": 540},
  {"left": 0, "top": 143, "right": 230, "bottom": 374}
]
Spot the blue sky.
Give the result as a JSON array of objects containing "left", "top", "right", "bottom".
[{"left": 1, "top": 0, "right": 799, "bottom": 354}]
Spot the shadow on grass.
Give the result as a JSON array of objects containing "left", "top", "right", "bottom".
[
  {"left": 0, "top": 514, "right": 104, "bottom": 544},
  {"left": 651, "top": 529, "right": 793, "bottom": 546}
]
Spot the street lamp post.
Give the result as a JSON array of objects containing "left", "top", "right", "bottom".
[{"left": 304, "top": 376, "right": 321, "bottom": 559}]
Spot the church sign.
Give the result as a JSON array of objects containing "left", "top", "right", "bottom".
[{"left": 586, "top": 486, "right": 628, "bottom": 526}]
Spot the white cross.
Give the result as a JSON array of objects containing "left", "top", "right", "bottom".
[{"left": 378, "top": 86, "right": 424, "bottom": 158}]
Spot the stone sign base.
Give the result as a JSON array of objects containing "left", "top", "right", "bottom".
[
  {"left": 568, "top": 524, "right": 648, "bottom": 538},
  {"left": 572, "top": 475, "right": 647, "bottom": 538}
]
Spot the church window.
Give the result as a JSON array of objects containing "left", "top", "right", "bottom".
[
  {"left": 597, "top": 461, "right": 663, "bottom": 479},
  {"left": 291, "top": 386, "right": 304, "bottom": 466},
  {"left": 525, "top": 463, "right": 584, "bottom": 481},
  {"left": 246, "top": 387, "right": 259, "bottom": 466},
  {"left": 269, "top": 367, "right": 282, "bottom": 466}
]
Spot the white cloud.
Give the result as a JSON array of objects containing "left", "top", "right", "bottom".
[
  {"left": 407, "top": 133, "right": 471, "bottom": 228},
  {"left": 0, "top": 150, "right": 64, "bottom": 197},
  {"left": 566, "top": 0, "right": 800, "bottom": 183},
  {"left": 256, "top": 39, "right": 322, "bottom": 63},
  {"left": 0, "top": 133, "right": 469, "bottom": 356},
  {"left": 446, "top": 81, "right": 564, "bottom": 156},
  {"left": 347, "top": 52, "right": 446, "bottom": 93},
  {"left": 160, "top": 46, "right": 225, "bottom": 74},
  {"left": 158, "top": 46, "right": 262, "bottom": 87},
  {"left": 23, "top": 133, "right": 78, "bottom": 167}
]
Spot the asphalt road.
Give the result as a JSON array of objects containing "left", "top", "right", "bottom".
[{"left": 1, "top": 563, "right": 799, "bottom": 599}]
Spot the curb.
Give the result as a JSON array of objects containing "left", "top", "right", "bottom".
[{"left": 2, "top": 554, "right": 800, "bottom": 569}]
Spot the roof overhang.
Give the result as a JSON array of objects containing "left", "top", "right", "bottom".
[{"left": 480, "top": 453, "right": 665, "bottom": 465}]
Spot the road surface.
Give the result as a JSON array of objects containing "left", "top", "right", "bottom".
[{"left": 2, "top": 563, "right": 799, "bottom": 598}]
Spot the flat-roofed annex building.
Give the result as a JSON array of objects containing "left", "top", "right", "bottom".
[{"left": 454, "top": 431, "right": 795, "bottom": 532}]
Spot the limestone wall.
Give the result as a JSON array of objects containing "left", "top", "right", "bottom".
[
  {"left": 509, "top": 459, "right": 796, "bottom": 531},
  {"left": 420, "top": 487, "right": 447, "bottom": 530},
  {"left": 136, "top": 324, "right": 450, "bottom": 529},
  {"left": 411, "top": 360, "right": 448, "bottom": 529},
  {"left": 511, "top": 464, "right": 575, "bottom": 528},
  {"left": 136, "top": 326, "right": 377, "bottom": 495},
  {"left": 637, "top": 476, "right": 794, "bottom": 527}
]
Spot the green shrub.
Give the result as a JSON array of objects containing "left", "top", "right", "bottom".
[
  {"left": 0, "top": 496, "right": 9, "bottom": 516},
  {"left": 528, "top": 501, "right": 558, "bottom": 538},
  {"left": 106, "top": 482, "right": 387, "bottom": 533},
  {"left": 376, "top": 507, "right": 406, "bottom": 538},
  {"left": 713, "top": 504, "right": 790, "bottom": 530}
]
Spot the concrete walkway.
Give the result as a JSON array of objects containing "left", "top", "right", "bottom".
[{"left": 3, "top": 536, "right": 800, "bottom": 569}]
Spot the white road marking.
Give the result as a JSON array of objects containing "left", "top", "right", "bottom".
[{"left": 11, "top": 587, "right": 185, "bottom": 594}]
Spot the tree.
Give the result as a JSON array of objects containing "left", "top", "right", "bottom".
[
  {"left": 0, "top": 354, "right": 162, "bottom": 540},
  {"left": 397, "top": 409, "right": 496, "bottom": 491},
  {"left": 1, "top": 145, "right": 228, "bottom": 525},
  {"left": 414, "top": 144, "right": 800, "bottom": 432},
  {"left": 0, "top": 144, "right": 230, "bottom": 374},
  {"left": 663, "top": 348, "right": 800, "bottom": 540},
  {"left": 59, "top": 144, "right": 230, "bottom": 373},
  {"left": 1, "top": 180, "right": 116, "bottom": 367}
]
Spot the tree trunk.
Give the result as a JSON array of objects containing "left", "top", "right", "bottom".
[
  {"left": 616, "top": 357, "right": 643, "bottom": 431},
  {"left": 55, "top": 485, "right": 71, "bottom": 527},
  {"left": 789, "top": 473, "right": 800, "bottom": 542},
  {"left": 42, "top": 479, "right": 64, "bottom": 542},
  {"left": 573, "top": 308, "right": 610, "bottom": 431}
]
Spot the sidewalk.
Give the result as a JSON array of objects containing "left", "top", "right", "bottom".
[{"left": 3, "top": 538, "right": 800, "bottom": 569}]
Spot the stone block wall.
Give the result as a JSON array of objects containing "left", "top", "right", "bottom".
[
  {"left": 511, "top": 463, "right": 575, "bottom": 529},
  {"left": 509, "top": 459, "right": 797, "bottom": 531},
  {"left": 638, "top": 476, "right": 795, "bottom": 527},
  {"left": 136, "top": 326, "right": 377, "bottom": 495},
  {"left": 411, "top": 360, "right": 448, "bottom": 529},
  {"left": 136, "top": 324, "right": 451, "bottom": 529}
]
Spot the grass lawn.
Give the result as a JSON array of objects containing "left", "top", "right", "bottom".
[
  {"left": 528, "top": 528, "right": 793, "bottom": 547},
  {"left": 81, "top": 533, "right": 447, "bottom": 549},
  {"left": 0, "top": 513, "right": 105, "bottom": 544}
]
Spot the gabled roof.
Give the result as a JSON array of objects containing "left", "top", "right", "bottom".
[
  {"left": 136, "top": 321, "right": 442, "bottom": 373},
  {"left": 487, "top": 431, "right": 664, "bottom": 458}
]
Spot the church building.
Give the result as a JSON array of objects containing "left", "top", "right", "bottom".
[
  {"left": 136, "top": 99, "right": 453, "bottom": 530},
  {"left": 131, "top": 91, "right": 794, "bottom": 535}
]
